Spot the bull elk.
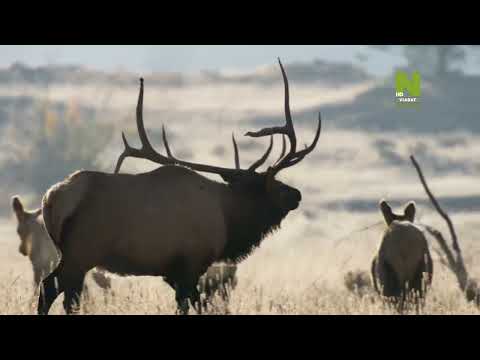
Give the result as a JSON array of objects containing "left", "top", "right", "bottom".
[
  {"left": 11, "top": 196, "right": 112, "bottom": 292},
  {"left": 37, "top": 59, "right": 322, "bottom": 315},
  {"left": 371, "top": 200, "right": 433, "bottom": 312}
]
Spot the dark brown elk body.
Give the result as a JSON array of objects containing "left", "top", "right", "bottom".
[
  {"left": 38, "top": 60, "right": 322, "bottom": 315},
  {"left": 12, "top": 196, "right": 112, "bottom": 291},
  {"left": 371, "top": 200, "right": 433, "bottom": 311}
]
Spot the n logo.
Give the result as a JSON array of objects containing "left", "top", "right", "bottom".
[{"left": 396, "top": 71, "right": 421, "bottom": 97}]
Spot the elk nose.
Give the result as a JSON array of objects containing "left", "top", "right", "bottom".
[
  {"left": 294, "top": 189, "right": 302, "bottom": 203},
  {"left": 18, "top": 245, "right": 27, "bottom": 256}
]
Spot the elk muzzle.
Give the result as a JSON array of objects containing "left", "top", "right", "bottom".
[
  {"left": 18, "top": 234, "right": 32, "bottom": 257},
  {"left": 282, "top": 188, "right": 302, "bottom": 210}
]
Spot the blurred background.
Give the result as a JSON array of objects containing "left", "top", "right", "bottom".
[
  {"left": 2, "top": 45, "right": 480, "bottom": 211},
  {"left": 1, "top": 46, "right": 480, "bottom": 304}
]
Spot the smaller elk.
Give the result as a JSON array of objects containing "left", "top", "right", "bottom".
[
  {"left": 198, "top": 261, "right": 238, "bottom": 305},
  {"left": 371, "top": 200, "right": 433, "bottom": 312},
  {"left": 12, "top": 196, "right": 112, "bottom": 292}
]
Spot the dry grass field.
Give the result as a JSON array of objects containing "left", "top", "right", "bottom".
[
  {"left": 2, "top": 128, "right": 479, "bottom": 315},
  {"left": 1, "top": 66, "right": 479, "bottom": 315}
]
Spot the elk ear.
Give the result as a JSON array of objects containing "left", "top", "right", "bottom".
[
  {"left": 379, "top": 199, "right": 395, "bottom": 225},
  {"left": 404, "top": 201, "right": 416, "bottom": 222},
  {"left": 11, "top": 196, "right": 25, "bottom": 221}
]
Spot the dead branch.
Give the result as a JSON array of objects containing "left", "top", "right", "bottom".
[
  {"left": 410, "top": 155, "right": 460, "bottom": 253},
  {"left": 423, "top": 224, "right": 460, "bottom": 276},
  {"left": 410, "top": 155, "right": 479, "bottom": 305}
]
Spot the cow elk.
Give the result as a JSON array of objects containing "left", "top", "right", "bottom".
[
  {"left": 12, "top": 196, "right": 112, "bottom": 293},
  {"left": 371, "top": 200, "right": 433, "bottom": 312},
  {"left": 37, "top": 59, "right": 322, "bottom": 315}
]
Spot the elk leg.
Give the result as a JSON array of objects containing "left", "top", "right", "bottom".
[
  {"left": 370, "top": 256, "right": 380, "bottom": 294},
  {"left": 378, "top": 260, "right": 404, "bottom": 312},
  {"left": 409, "top": 261, "right": 429, "bottom": 312},
  {"left": 38, "top": 261, "right": 65, "bottom": 315},
  {"left": 63, "top": 273, "right": 86, "bottom": 315},
  {"left": 380, "top": 261, "right": 401, "bottom": 298},
  {"left": 202, "top": 279, "right": 215, "bottom": 307},
  {"left": 221, "top": 283, "right": 231, "bottom": 302},
  {"left": 175, "top": 284, "right": 191, "bottom": 315},
  {"left": 164, "top": 277, "right": 189, "bottom": 314},
  {"left": 189, "top": 285, "right": 202, "bottom": 315},
  {"left": 174, "top": 279, "right": 203, "bottom": 315}
]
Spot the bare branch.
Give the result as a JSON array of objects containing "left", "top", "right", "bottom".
[
  {"left": 410, "top": 155, "right": 460, "bottom": 253},
  {"left": 424, "top": 225, "right": 456, "bottom": 272},
  {"left": 410, "top": 155, "right": 474, "bottom": 300}
]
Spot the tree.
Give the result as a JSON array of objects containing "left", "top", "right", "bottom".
[{"left": 370, "top": 45, "right": 474, "bottom": 78}]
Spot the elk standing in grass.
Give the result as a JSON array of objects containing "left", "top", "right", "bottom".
[
  {"left": 114, "top": 122, "right": 239, "bottom": 309},
  {"left": 12, "top": 196, "right": 112, "bottom": 293},
  {"left": 37, "top": 59, "right": 322, "bottom": 315},
  {"left": 371, "top": 200, "right": 433, "bottom": 312},
  {"left": 12, "top": 196, "right": 57, "bottom": 288}
]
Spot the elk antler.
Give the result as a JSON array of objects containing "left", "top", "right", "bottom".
[
  {"left": 230, "top": 133, "right": 273, "bottom": 171},
  {"left": 245, "top": 58, "right": 322, "bottom": 176},
  {"left": 114, "top": 78, "right": 274, "bottom": 181}
]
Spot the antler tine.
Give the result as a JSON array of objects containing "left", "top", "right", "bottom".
[
  {"left": 114, "top": 78, "right": 252, "bottom": 179},
  {"left": 135, "top": 78, "right": 158, "bottom": 155},
  {"left": 114, "top": 78, "right": 176, "bottom": 174},
  {"left": 162, "top": 125, "right": 174, "bottom": 158},
  {"left": 114, "top": 64, "right": 320, "bottom": 181},
  {"left": 245, "top": 58, "right": 305, "bottom": 175},
  {"left": 114, "top": 132, "right": 133, "bottom": 174},
  {"left": 245, "top": 59, "right": 296, "bottom": 150},
  {"left": 232, "top": 132, "right": 272, "bottom": 172},
  {"left": 232, "top": 133, "right": 240, "bottom": 169},
  {"left": 278, "top": 58, "right": 296, "bottom": 154},
  {"left": 248, "top": 135, "right": 273, "bottom": 172},
  {"left": 247, "top": 60, "right": 322, "bottom": 176},
  {"left": 274, "top": 112, "right": 322, "bottom": 170},
  {"left": 273, "top": 134, "right": 286, "bottom": 166}
]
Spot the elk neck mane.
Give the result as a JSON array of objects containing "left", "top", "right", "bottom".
[{"left": 220, "top": 181, "right": 288, "bottom": 264}]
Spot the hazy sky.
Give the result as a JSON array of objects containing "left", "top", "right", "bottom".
[
  {"left": 1, "top": 45, "right": 479, "bottom": 76},
  {"left": 0, "top": 45, "right": 406, "bottom": 76}
]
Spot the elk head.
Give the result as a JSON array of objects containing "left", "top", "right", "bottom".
[
  {"left": 11, "top": 196, "right": 42, "bottom": 257},
  {"left": 114, "top": 59, "right": 321, "bottom": 216},
  {"left": 380, "top": 199, "right": 416, "bottom": 226}
]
